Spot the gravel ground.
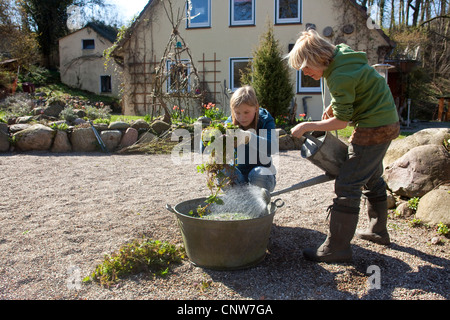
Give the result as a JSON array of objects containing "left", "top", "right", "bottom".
[{"left": 0, "top": 150, "right": 448, "bottom": 301}]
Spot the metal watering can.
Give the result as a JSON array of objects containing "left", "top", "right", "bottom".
[{"left": 263, "top": 131, "right": 349, "bottom": 203}]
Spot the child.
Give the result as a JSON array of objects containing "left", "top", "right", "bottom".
[
  {"left": 287, "top": 29, "right": 400, "bottom": 263},
  {"left": 223, "top": 85, "right": 277, "bottom": 192}
]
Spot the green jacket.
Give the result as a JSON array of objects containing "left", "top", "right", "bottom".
[{"left": 323, "top": 44, "right": 399, "bottom": 128}]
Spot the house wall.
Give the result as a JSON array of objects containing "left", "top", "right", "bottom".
[
  {"left": 59, "top": 27, "right": 121, "bottom": 98},
  {"left": 121, "top": 0, "right": 391, "bottom": 119}
]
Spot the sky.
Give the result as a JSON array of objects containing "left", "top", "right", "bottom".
[{"left": 107, "top": 0, "right": 149, "bottom": 22}]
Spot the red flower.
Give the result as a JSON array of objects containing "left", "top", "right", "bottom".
[{"left": 299, "top": 113, "right": 306, "bottom": 117}]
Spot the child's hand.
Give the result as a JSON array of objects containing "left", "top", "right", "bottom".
[{"left": 234, "top": 129, "right": 252, "bottom": 147}]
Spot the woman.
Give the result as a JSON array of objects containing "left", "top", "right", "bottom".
[{"left": 287, "top": 29, "right": 400, "bottom": 263}]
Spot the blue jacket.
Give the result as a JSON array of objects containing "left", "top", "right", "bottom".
[{"left": 225, "top": 108, "right": 277, "bottom": 177}]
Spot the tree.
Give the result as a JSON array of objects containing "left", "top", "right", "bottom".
[
  {"left": 241, "top": 23, "right": 294, "bottom": 118},
  {"left": 17, "top": 0, "right": 105, "bottom": 68}
]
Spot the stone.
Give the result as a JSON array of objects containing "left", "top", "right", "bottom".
[
  {"left": 138, "top": 131, "right": 157, "bottom": 144},
  {"left": 395, "top": 201, "right": 415, "bottom": 217},
  {"left": 70, "top": 127, "right": 98, "bottom": 152},
  {"left": 16, "top": 116, "right": 33, "bottom": 124},
  {"left": 150, "top": 120, "right": 170, "bottom": 135},
  {"left": 44, "top": 99, "right": 66, "bottom": 117},
  {"left": 100, "top": 130, "right": 122, "bottom": 151},
  {"left": 13, "top": 124, "right": 55, "bottom": 151},
  {"left": 278, "top": 134, "right": 295, "bottom": 150},
  {"left": 120, "top": 127, "right": 138, "bottom": 148},
  {"left": 416, "top": 184, "right": 450, "bottom": 226},
  {"left": 131, "top": 119, "right": 150, "bottom": 131},
  {"left": 384, "top": 128, "right": 450, "bottom": 167},
  {"left": 0, "top": 122, "right": 8, "bottom": 134},
  {"left": 108, "top": 121, "right": 130, "bottom": 130},
  {"left": 73, "top": 118, "right": 86, "bottom": 126},
  {"left": 9, "top": 124, "right": 31, "bottom": 133},
  {"left": 384, "top": 144, "right": 450, "bottom": 198},
  {"left": 0, "top": 130, "right": 10, "bottom": 152},
  {"left": 51, "top": 130, "right": 72, "bottom": 153}
]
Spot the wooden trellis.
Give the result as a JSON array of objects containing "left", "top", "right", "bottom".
[{"left": 198, "top": 52, "right": 221, "bottom": 104}]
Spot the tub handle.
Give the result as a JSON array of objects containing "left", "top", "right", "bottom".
[
  {"left": 273, "top": 198, "right": 285, "bottom": 208},
  {"left": 166, "top": 204, "right": 176, "bottom": 214}
]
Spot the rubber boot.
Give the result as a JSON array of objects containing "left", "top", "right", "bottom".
[
  {"left": 303, "top": 208, "right": 359, "bottom": 263},
  {"left": 356, "top": 197, "right": 391, "bottom": 245}
]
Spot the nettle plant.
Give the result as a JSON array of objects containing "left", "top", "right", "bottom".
[{"left": 192, "top": 122, "right": 239, "bottom": 217}]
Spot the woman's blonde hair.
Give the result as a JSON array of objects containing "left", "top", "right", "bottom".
[
  {"left": 230, "top": 85, "right": 259, "bottom": 130},
  {"left": 288, "top": 29, "right": 336, "bottom": 71}
]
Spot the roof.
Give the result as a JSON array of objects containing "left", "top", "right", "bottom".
[{"left": 59, "top": 21, "right": 119, "bottom": 44}]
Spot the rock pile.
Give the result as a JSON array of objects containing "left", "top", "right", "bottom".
[{"left": 0, "top": 117, "right": 170, "bottom": 153}]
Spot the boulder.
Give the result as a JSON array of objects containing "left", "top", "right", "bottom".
[
  {"left": 279, "top": 134, "right": 295, "bottom": 150},
  {"left": 384, "top": 128, "right": 450, "bottom": 167},
  {"left": 16, "top": 116, "right": 33, "bottom": 124},
  {"left": 138, "top": 131, "right": 157, "bottom": 144},
  {"left": 44, "top": 99, "right": 65, "bottom": 117},
  {"left": 150, "top": 120, "right": 170, "bottom": 135},
  {"left": 384, "top": 144, "right": 450, "bottom": 198},
  {"left": 0, "top": 123, "right": 8, "bottom": 134},
  {"left": 100, "top": 130, "right": 122, "bottom": 151},
  {"left": 0, "top": 130, "right": 10, "bottom": 152},
  {"left": 70, "top": 127, "right": 98, "bottom": 152},
  {"left": 416, "top": 184, "right": 450, "bottom": 226},
  {"left": 9, "top": 124, "right": 30, "bottom": 133},
  {"left": 108, "top": 121, "right": 130, "bottom": 130},
  {"left": 51, "top": 130, "right": 72, "bottom": 153},
  {"left": 131, "top": 119, "right": 150, "bottom": 131},
  {"left": 13, "top": 124, "right": 55, "bottom": 151},
  {"left": 120, "top": 127, "right": 138, "bottom": 148}
]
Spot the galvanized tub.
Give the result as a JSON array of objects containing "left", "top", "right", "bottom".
[{"left": 166, "top": 197, "right": 284, "bottom": 270}]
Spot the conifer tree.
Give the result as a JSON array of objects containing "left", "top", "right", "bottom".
[{"left": 241, "top": 23, "right": 294, "bottom": 118}]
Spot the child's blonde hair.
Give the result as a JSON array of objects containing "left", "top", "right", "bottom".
[
  {"left": 230, "top": 85, "right": 259, "bottom": 130},
  {"left": 288, "top": 29, "right": 336, "bottom": 71}
]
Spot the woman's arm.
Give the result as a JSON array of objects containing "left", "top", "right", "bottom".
[{"left": 290, "top": 117, "right": 348, "bottom": 138}]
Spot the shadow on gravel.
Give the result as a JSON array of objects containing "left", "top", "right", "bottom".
[{"left": 203, "top": 225, "right": 450, "bottom": 300}]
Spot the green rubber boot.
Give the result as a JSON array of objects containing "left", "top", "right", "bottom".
[
  {"left": 356, "top": 198, "right": 391, "bottom": 245},
  {"left": 303, "top": 209, "right": 359, "bottom": 263}
]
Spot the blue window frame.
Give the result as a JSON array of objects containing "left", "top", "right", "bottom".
[
  {"left": 187, "top": 0, "right": 211, "bottom": 28},
  {"left": 275, "top": 0, "right": 302, "bottom": 24},
  {"left": 297, "top": 70, "right": 322, "bottom": 93},
  {"left": 230, "top": 0, "right": 255, "bottom": 26},
  {"left": 230, "top": 57, "right": 252, "bottom": 91}
]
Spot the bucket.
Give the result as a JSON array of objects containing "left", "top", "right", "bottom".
[
  {"left": 300, "top": 131, "right": 348, "bottom": 177},
  {"left": 166, "top": 197, "right": 283, "bottom": 270}
]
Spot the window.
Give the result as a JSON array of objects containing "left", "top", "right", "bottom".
[
  {"left": 275, "top": 0, "right": 302, "bottom": 24},
  {"left": 167, "top": 60, "right": 191, "bottom": 93},
  {"left": 100, "top": 75, "right": 112, "bottom": 93},
  {"left": 82, "top": 39, "right": 95, "bottom": 50},
  {"left": 187, "top": 0, "right": 211, "bottom": 28},
  {"left": 230, "top": 0, "right": 255, "bottom": 26},
  {"left": 230, "top": 58, "right": 252, "bottom": 91},
  {"left": 297, "top": 70, "right": 322, "bottom": 93}
]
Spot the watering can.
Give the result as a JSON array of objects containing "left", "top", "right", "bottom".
[{"left": 262, "top": 131, "right": 349, "bottom": 203}]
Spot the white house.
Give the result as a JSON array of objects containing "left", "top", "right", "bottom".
[{"left": 59, "top": 22, "right": 122, "bottom": 98}]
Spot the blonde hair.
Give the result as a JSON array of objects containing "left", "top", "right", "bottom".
[
  {"left": 288, "top": 29, "right": 336, "bottom": 71},
  {"left": 230, "top": 85, "right": 259, "bottom": 130}
]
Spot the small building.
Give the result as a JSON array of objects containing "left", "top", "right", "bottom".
[
  {"left": 59, "top": 22, "right": 122, "bottom": 98},
  {"left": 113, "top": 0, "right": 395, "bottom": 120}
]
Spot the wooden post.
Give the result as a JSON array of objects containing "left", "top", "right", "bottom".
[{"left": 437, "top": 97, "right": 445, "bottom": 121}]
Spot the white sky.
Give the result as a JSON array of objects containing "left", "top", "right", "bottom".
[{"left": 107, "top": 0, "right": 149, "bottom": 22}]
